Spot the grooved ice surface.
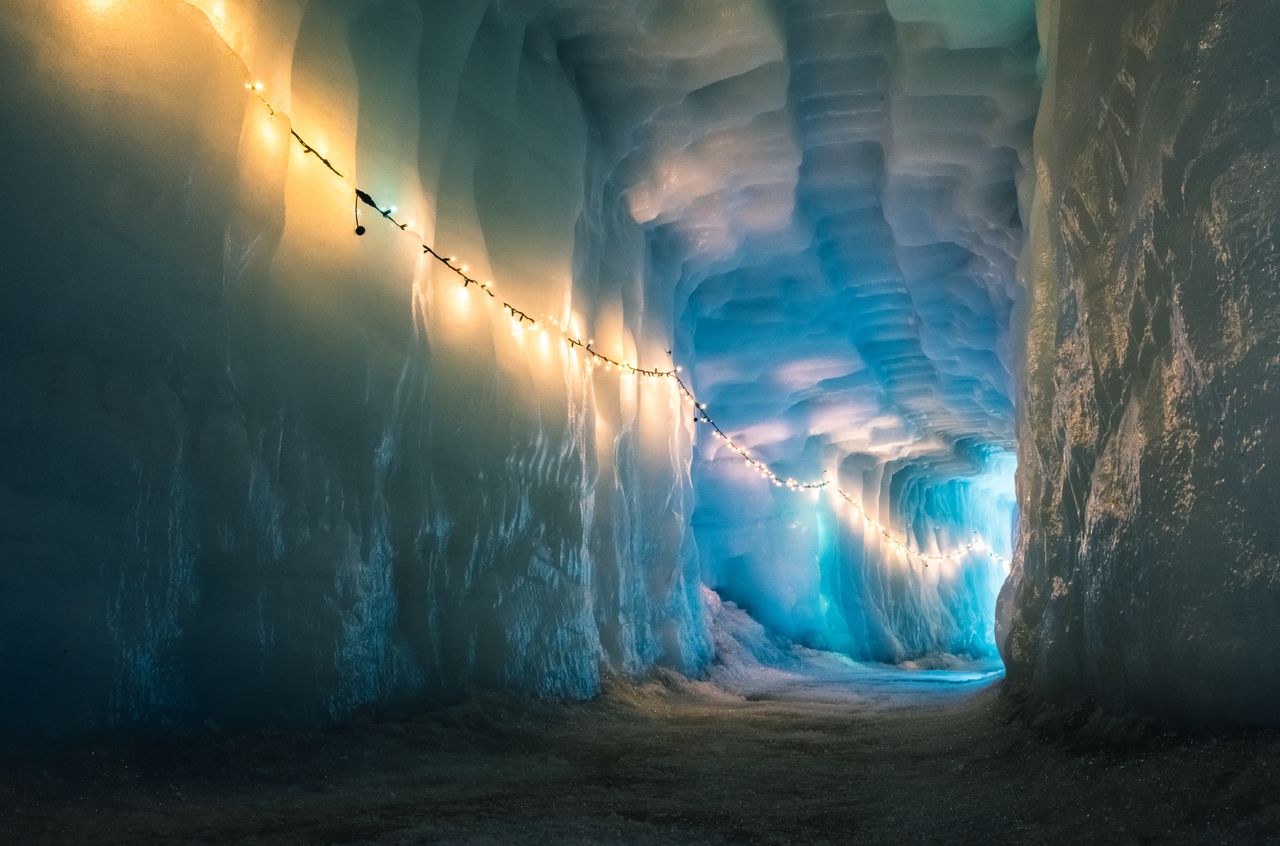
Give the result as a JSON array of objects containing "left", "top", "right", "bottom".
[{"left": 999, "top": 0, "right": 1280, "bottom": 724}]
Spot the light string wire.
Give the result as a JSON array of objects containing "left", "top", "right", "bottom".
[{"left": 241, "top": 80, "right": 1006, "bottom": 569}]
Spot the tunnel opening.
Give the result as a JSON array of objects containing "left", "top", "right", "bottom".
[{"left": 693, "top": 444, "right": 1018, "bottom": 678}]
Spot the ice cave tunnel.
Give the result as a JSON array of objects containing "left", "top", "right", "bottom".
[{"left": 3, "top": 0, "right": 1280, "bottom": 841}]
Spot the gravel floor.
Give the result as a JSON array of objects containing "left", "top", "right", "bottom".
[{"left": 3, "top": 656, "right": 1279, "bottom": 845}]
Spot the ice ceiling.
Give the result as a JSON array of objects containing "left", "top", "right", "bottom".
[{"left": 550, "top": 0, "right": 1038, "bottom": 475}]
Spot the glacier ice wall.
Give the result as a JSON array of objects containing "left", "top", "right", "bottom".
[
  {"left": 0, "top": 0, "right": 711, "bottom": 734},
  {"left": 1000, "top": 0, "right": 1280, "bottom": 724}
]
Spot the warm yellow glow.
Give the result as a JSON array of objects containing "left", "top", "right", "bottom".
[
  {"left": 185, "top": 0, "right": 242, "bottom": 52},
  {"left": 257, "top": 111, "right": 279, "bottom": 149}
]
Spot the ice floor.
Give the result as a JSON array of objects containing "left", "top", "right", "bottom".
[{"left": 4, "top": 604, "right": 1278, "bottom": 844}]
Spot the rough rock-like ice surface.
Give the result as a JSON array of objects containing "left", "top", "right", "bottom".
[{"left": 999, "top": 0, "right": 1280, "bottom": 724}]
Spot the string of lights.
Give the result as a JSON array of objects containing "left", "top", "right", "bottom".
[{"left": 239, "top": 76, "right": 1007, "bottom": 570}]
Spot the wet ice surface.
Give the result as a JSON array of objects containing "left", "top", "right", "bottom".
[{"left": 5, "top": 614, "right": 1278, "bottom": 845}]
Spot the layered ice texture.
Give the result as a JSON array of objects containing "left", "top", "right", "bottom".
[
  {"left": 0, "top": 0, "right": 711, "bottom": 733},
  {"left": 0, "top": 0, "right": 1036, "bottom": 734},
  {"left": 1000, "top": 0, "right": 1280, "bottom": 725}
]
